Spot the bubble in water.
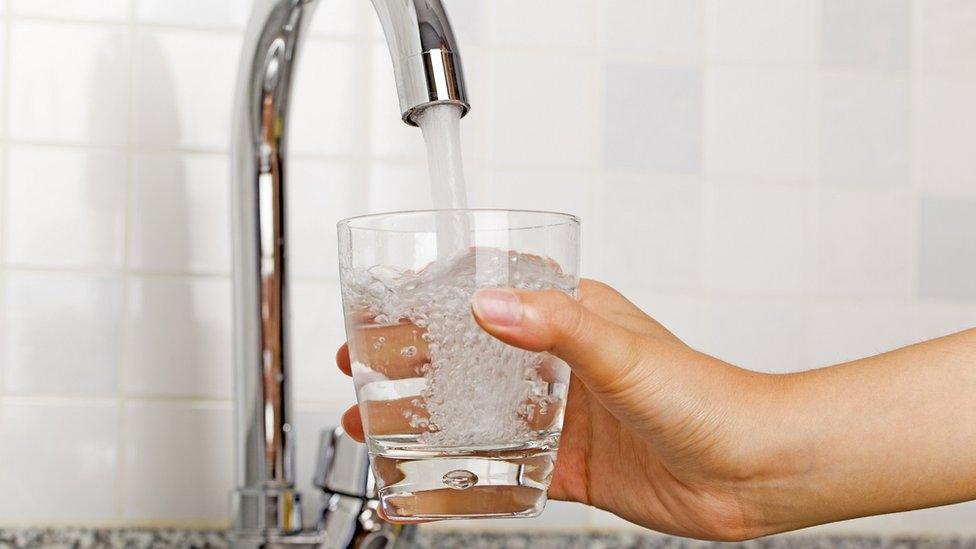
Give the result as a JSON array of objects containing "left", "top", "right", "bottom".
[
  {"left": 372, "top": 336, "right": 386, "bottom": 350},
  {"left": 342, "top": 248, "right": 576, "bottom": 446},
  {"left": 442, "top": 469, "right": 478, "bottom": 490}
]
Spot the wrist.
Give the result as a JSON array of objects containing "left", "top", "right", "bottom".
[{"left": 725, "top": 371, "right": 817, "bottom": 536}]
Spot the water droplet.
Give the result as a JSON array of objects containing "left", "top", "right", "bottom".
[
  {"left": 400, "top": 346, "right": 417, "bottom": 358},
  {"left": 442, "top": 469, "right": 478, "bottom": 490}
]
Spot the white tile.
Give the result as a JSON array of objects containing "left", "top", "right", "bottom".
[
  {"left": 308, "top": 0, "right": 368, "bottom": 38},
  {"left": 914, "top": 78, "right": 976, "bottom": 195},
  {"left": 918, "top": 197, "right": 976, "bottom": 299},
  {"left": 489, "top": 53, "right": 598, "bottom": 168},
  {"left": 132, "top": 30, "right": 241, "bottom": 150},
  {"left": 820, "top": 0, "right": 911, "bottom": 70},
  {"left": 491, "top": 0, "right": 595, "bottom": 50},
  {"left": 288, "top": 160, "right": 366, "bottom": 278},
  {"left": 605, "top": 64, "right": 702, "bottom": 174},
  {"left": 912, "top": 301, "right": 976, "bottom": 343},
  {"left": 0, "top": 25, "right": 6, "bottom": 134},
  {"left": 819, "top": 73, "right": 910, "bottom": 185},
  {"left": 10, "top": 22, "right": 129, "bottom": 144},
  {"left": 440, "top": 0, "right": 488, "bottom": 48},
  {"left": 136, "top": 0, "right": 249, "bottom": 28},
  {"left": 596, "top": 176, "right": 701, "bottom": 291},
  {"left": 0, "top": 400, "right": 118, "bottom": 520},
  {"left": 6, "top": 146, "right": 126, "bottom": 268},
  {"left": 703, "top": 183, "right": 811, "bottom": 296},
  {"left": 698, "top": 297, "right": 807, "bottom": 374},
  {"left": 122, "top": 401, "right": 233, "bottom": 522},
  {"left": 129, "top": 153, "right": 231, "bottom": 273},
  {"left": 368, "top": 162, "right": 432, "bottom": 213},
  {"left": 813, "top": 188, "right": 912, "bottom": 298},
  {"left": 370, "top": 45, "right": 426, "bottom": 159},
  {"left": 805, "top": 302, "right": 916, "bottom": 369},
  {"left": 124, "top": 276, "right": 232, "bottom": 399},
  {"left": 292, "top": 41, "right": 366, "bottom": 157},
  {"left": 3, "top": 272, "right": 122, "bottom": 396},
  {"left": 623, "top": 292, "right": 704, "bottom": 348},
  {"left": 706, "top": 0, "right": 814, "bottom": 63},
  {"left": 294, "top": 405, "right": 347, "bottom": 521},
  {"left": 291, "top": 281, "right": 353, "bottom": 404},
  {"left": 704, "top": 67, "right": 812, "bottom": 180},
  {"left": 918, "top": 0, "right": 976, "bottom": 74},
  {"left": 606, "top": 0, "right": 702, "bottom": 58},
  {"left": 478, "top": 169, "right": 594, "bottom": 221},
  {"left": 12, "top": 0, "right": 129, "bottom": 21},
  {"left": 815, "top": 501, "right": 976, "bottom": 535}
]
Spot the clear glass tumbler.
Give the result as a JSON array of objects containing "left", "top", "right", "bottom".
[{"left": 337, "top": 209, "right": 580, "bottom": 522}]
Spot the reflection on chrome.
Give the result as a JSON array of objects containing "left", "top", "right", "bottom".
[{"left": 229, "top": 0, "right": 469, "bottom": 546}]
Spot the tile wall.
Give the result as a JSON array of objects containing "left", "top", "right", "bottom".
[{"left": 0, "top": 0, "right": 974, "bottom": 535}]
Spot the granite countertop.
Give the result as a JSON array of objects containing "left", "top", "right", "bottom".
[{"left": 2, "top": 529, "right": 975, "bottom": 549}]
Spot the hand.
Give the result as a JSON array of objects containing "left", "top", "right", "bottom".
[
  {"left": 337, "top": 280, "right": 976, "bottom": 540},
  {"left": 338, "top": 280, "right": 777, "bottom": 539}
]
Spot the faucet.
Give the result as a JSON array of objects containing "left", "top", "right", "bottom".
[{"left": 229, "top": 0, "right": 469, "bottom": 546}]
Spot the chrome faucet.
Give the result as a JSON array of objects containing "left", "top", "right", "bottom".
[{"left": 229, "top": 0, "right": 469, "bottom": 546}]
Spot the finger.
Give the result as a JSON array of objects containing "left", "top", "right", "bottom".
[
  {"left": 471, "top": 288, "right": 647, "bottom": 397},
  {"left": 336, "top": 343, "right": 352, "bottom": 377},
  {"left": 341, "top": 405, "right": 365, "bottom": 442},
  {"left": 350, "top": 322, "right": 429, "bottom": 379}
]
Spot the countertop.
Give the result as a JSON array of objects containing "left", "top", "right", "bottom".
[{"left": 2, "top": 529, "right": 974, "bottom": 549}]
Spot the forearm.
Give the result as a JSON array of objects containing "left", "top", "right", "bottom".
[{"left": 755, "top": 328, "right": 976, "bottom": 533}]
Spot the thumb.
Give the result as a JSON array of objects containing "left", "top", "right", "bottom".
[{"left": 471, "top": 288, "right": 646, "bottom": 395}]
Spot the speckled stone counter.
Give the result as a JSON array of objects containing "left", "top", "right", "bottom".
[{"left": 2, "top": 529, "right": 975, "bottom": 549}]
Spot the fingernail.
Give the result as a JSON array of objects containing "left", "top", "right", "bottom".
[{"left": 472, "top": 289, "right": 522, "bottom": 326}]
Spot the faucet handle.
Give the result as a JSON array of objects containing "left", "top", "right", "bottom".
[{"left": 313, "top": 427, "right": 374, "bottom": 498}]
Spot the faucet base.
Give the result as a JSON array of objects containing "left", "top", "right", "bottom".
[
  {"left": 231, "top": 487, "right": 305, "bottom": 540},
  {"left": 228, "top": 532, "right": 328, "bottom": 549}
]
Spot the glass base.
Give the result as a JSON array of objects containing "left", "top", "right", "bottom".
[{"left": 369, "top": 442, "right": 557, "bottom": 522}]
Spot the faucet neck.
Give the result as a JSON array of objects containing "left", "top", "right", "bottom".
[{"left": 230, "top": 0, "right": 469, "bottom": 544}]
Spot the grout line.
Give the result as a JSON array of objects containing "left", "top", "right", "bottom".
[
  {"left": 0, "top": 264, "right": 343, "bottom": 285},
  {"left": 1, "top": 264, "right": 230, "bottom": 278},
  {"left": 9, "top": 13, "right": 240, "bottom": 35},
  {"left": 698, "top": 0, "right": 714, "bottom": 307},
  {"left": 113, "top": 0, "right": 138, "bottom": 521},
  {"left": 1, "top": 138, "right": 229, "bottom": 155},
  {"left": 0, "top": 519, "right": 232, "bottom": 530},
  {"left": 0, "top": 393, "right": 234, "bottom": 406},
  {"left": 354, "top": 6, "right": 376, "bottom": 212},
  {"left": 0, "top": 0, "right": 12, "bottom": 399},
  {"left": 7, "top": 12, "right": 384, "bottom": 41},
  {"left": 906, "top": 0, "right": 923, "bottom": 313}
]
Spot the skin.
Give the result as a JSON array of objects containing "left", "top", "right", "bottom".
[{"left": 336, "top": 279, "right": 976, "bottom": 540}]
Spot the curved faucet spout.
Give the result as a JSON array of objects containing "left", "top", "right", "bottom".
[
  {"left": 230, "top": 0, "right": 468, "bottom": 546},
  {"left": 371, "top": 0, "right": 470, "bottom": 124}
]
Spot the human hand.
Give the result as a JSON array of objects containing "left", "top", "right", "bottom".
[
  {"left": 338, "top": 280, "right": 779, "bottom": 540},
  {"left": 338, "top": 280, "right": 976, "bottom": 539}
]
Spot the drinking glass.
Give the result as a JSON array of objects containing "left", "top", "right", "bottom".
[{"left": 337, "top": 209, "right": 580, "bottom": 521}]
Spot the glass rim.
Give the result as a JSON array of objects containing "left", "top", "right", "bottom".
[{"left": 337, "top": 208, "right": 580, "bottom": 233}]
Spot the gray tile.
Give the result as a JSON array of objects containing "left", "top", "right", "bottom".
[
  {"left": 821, "top": 0, "right": 912, "bottom": 70},
  {"left": 606, "top": 0, "right": 702, "bottom": 57},
  {"left": 819, "top": 73, "right": 910, "bottom": 185},
  {"left": 605, "top": 64, "right": 702, "bottom": 173},
  {"left": 919, "top": 197, "right": 976, "bottom": 299}
]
